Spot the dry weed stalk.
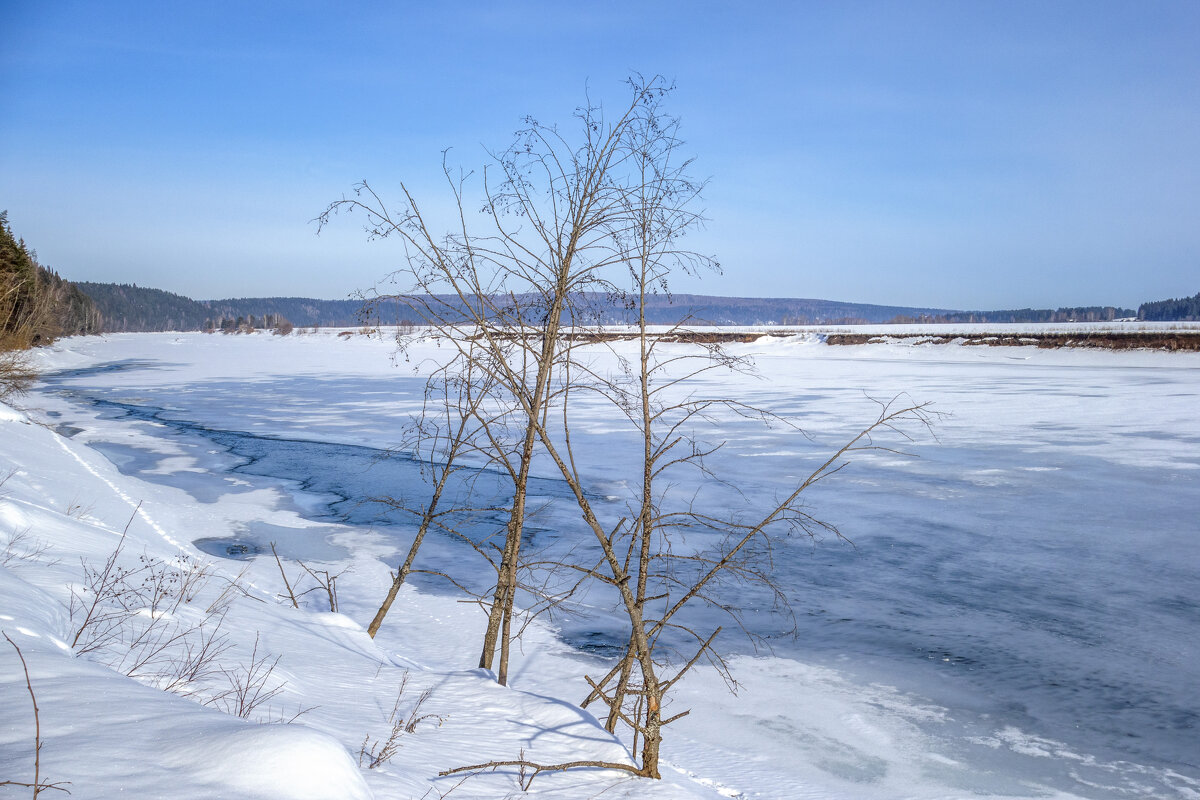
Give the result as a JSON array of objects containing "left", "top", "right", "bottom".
[
  {"left": 206, "top": 634, "right": 287, "bottom": 719},
  {"left": 64, "top": 508, "right": 299, "bottom": 720},
  {"left": 358, "top": 672, "right": 442, "bottom": 769},
  {"left": 268, "top": 542, "right": 345, "bottom": 613},
  {"left": 2, "top": 632, "right": 71, "bottom": 796},
  {"left": 68, "top": 504, "right": 141, "bottom": 654},
  {"left": 2, "top": 525, "right": 52, "bottom": 567}
]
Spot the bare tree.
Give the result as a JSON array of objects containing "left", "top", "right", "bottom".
[
  {"left": 452, "top": 84, "right": 932, "bottom": 779},
  {"left": 318, "top": 77, "right": 672, "bottom": 683},
  {"left": 323, "top": 77, "right": 933, "bottom": 782},
  {"left": 365, "top": 348, "right": 502, "bottom": 637}
]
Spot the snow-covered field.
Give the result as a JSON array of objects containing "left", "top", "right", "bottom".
[{"left": 3, "top": 329, "right": 1198, "bottom": 799}]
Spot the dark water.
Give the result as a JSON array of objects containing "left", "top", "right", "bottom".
[{"left": 38, "top": 359, "right": 1200, "bottom": 798}]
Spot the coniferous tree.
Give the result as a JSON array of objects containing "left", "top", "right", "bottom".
[{"left": 1139, "top": 292, "right": 1200, "bottom": 321}]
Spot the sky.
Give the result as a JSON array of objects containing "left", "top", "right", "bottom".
[{"left": 1, "top": 1, "right": 1198, "bottom": 310}]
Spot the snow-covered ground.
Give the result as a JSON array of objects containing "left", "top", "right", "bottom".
[{"left": 3, "top": 329, "right": 1198, "bottom": 799}]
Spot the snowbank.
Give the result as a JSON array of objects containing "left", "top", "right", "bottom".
[{"left": 0, "top": 394, "right": 712, "bottom": 799}]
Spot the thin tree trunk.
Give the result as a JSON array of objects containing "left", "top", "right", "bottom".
[
  {"left": 478, "top": 458, "right": 529, "bottom": 675},
  {"left": 366, "top": 504, "right": 436, "bottom": 638},
  {"left": 498, "top": 583, "right": 514, "bottom": 685},
  {"left": 479, "top": 296, "right": 567, "bottom": 680}
]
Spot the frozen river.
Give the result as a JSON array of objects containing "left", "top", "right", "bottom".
[{"left": 32, "top": 331, "right": 1200, "bottom": 799}]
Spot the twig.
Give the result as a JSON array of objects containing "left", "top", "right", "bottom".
[
  {"left": 359, "top": 673, "right": 443, "bottom": 768},
  {"left": 270, "top": 542, "right": 299, "bottom": 609},
  {"left": 69, "top": 503, "right": 141, "bottom": 652},
  {"left": 2, "top": 632, "right": 72, "bottom": 795}
]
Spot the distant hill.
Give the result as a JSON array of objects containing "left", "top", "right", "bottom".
[
  {"left": 76, "top": 283, "right": 213, "bottom": 332},
  {"left": 77, "top": 285, "right": 960, "bottom": 330},
  {"left": 605, "top": 294, "right": 955, "bottom": 325},
  {"left": 208, "top": 296, "right": 365, "bottom": 328},
  {"left": 75, "top": 281, "right": 1164, "bottom": 332}
]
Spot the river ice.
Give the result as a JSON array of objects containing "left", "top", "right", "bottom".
[{"left": 18, "top": 329, "right": 1200, "bottom": 799}]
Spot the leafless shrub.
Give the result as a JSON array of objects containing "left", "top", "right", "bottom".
[
  {"left": 296, "top": 561, "right": 341, "bottom": 613},
  {"left": 110, "top": 606, "right": 232, "bottom": 692},
  {"left": 64, "top": 508, "right": 293, "bottom": 716},
  {"left": 206, "top": 634, "right": 287, "bottom": 720},
  {"left": 1, "top": 465, "right": 18, "bottom": 492},
  {"left": 0, "top": 350, "right": 38, "bottom": 400},
  {"left": 63, "top": 496, "right": 94, "bottom": 520},
  {"left": 70, "top": 547, "right": 218, "bottom": 663},
  {"left": 358, "top": 672, "right": 442, "bottom": 769},
  {"left": 269, "top": 542, "right": 346, "bottom": 613},
  {"left": 205, "top": 565, "right": 260, "bottom": 616},
  {"left": 71, "top": 513, "right": 214, "bottom": 649},
  {"left": 69, "top": 505, "right": 140, "bottom": 654},
  {"left": 2, "top": 525, "right": 52, "bottom": 566},
  {"left": 130, "top": 552, "right": 213, "bottom": 616},
  {"left": 72, "top": 548, "right": 236, "bottom": 698},
  {"left": 2, "top": 632, "right": 72, "bottom": 796}
]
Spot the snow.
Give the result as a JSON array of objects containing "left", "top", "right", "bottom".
[
  {"left": 0, "top": 339, "right": 721, "bottom": 799},
  {"left": 3, "top": 328, "right": 1198, "bottom": 799}
]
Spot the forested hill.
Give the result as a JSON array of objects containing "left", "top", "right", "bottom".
[
  {"left": 239, "top": 293, "right": 958, "bottom": 326},
  {"left": 1, "top": 212, "right": 101, "bottom": 347},
  {"left": 888, "top": 306, "right": 1136, "bottom": 324},
  {"left": 627, "top": 294, "right": 954, "bottom": 325},
  {"left": 74, "top": 288, "right": 371, "bottom": 332},
  {"left": 1139, "top": 292, "right": 1200, "bottom": 321},
  {"left": 76, "top": 285, "right": 960, "bottom": 330},
  {"left": 75, "top": 281, "right": 1191, "bottom": 332},
  {"left": 76, "top": 283, "right": 213, "bottom": 332}
]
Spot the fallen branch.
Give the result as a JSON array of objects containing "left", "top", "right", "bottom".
[{"left": 439, "top": 755, "right": 641, "bottom": 791}]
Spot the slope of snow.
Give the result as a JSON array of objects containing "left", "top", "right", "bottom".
[{"left": 0, "top": 398, "right": 713, "bottom": 800}]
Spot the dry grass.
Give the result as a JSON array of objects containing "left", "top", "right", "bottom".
[{"left": 358, "top": 672, "right": 442, "bottom": 769}]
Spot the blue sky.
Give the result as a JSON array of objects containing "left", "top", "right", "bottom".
[{"left": 1, "top": 1, "right": 1197, "bottom": 309}]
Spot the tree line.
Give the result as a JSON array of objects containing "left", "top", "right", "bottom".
[
  {"left": 1, "top": 211, "right": 102, "bottom": 398},
  {"left": 889, "top": 306, "right": 1136, "bottom": 324},
  {"left": 1138, "top": 291, "right": 1200, "bottom": 321}
]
